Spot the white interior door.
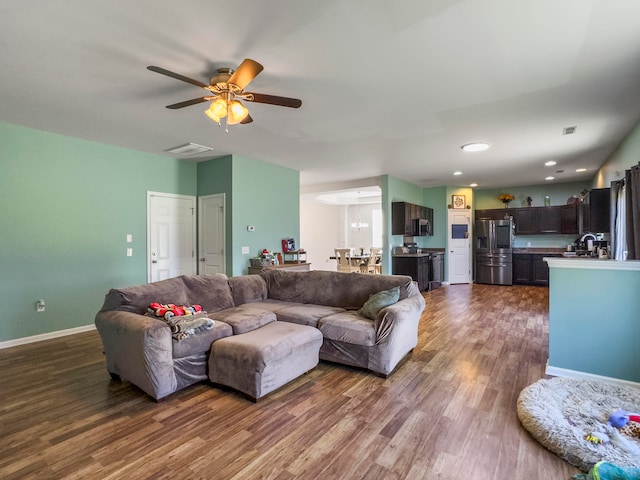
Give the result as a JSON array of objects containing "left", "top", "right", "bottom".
[
  {"left": 147, "top": 192, "right": 196, "bottom": 282},
  {"left": 198, "top": 194, "right": 226, "bottom": 275},
  {"left": 448, "top": 209, "right": 472, "bottom": 284}
]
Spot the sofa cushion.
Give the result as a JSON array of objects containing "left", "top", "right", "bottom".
[
  {"left": 100, "top": 276, "right": 189, "bottom": 313},
  {"left": 359, "top": 286, "right": 400, "bottom": 320},
  {"left": 318, "top": 312, "right": 376, "bottom": 346},
  {"left": 228, "top": 275, "right": 268, "bottom": 305},
  {"left": 208, "top": 306, "right": 276, "bottom": 334},
  {"left": 274, "top": 304, "right": 346, "bottom": 328},
  {"left": 182, "top": 274, "right": 235, "bottom": 313},
  {"left": 260, "top": 270, "right": 415, "bottom": 309},
  {"left": 172, "top": 320, "right": 233, "bottom": 359},
  {"left": 247, "top": 299, "right": 306, "bottom": 313}
]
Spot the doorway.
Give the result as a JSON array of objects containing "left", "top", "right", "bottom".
[
  {"left": 447, "top": 209, "right": 472, "bottom": 284},
  {"left": 147, "top": 192, "right": 197, "bottom": 282},
  {"left": 198, "top": 193, "right": 226, "bottom": 274}
]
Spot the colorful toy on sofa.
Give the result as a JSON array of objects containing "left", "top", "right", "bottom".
[{"left": 148, "top": 302, "right": 202, "bottom": 321}]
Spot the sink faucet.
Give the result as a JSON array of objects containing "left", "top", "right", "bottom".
[{"left": 579, "top": 233, "right": 596, "bottom": 243}]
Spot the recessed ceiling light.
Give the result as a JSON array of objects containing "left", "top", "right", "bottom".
[
  {"left": 453, "top": 171, "right": 462, "bottom": 176},
  {"left": 470, "top": 183, "right": 478, "bottom": 187},
  {"left": 576, "top": 168, "right": 587, "bottom": 172},
  {"left": 461, "top": 142, "right": 490, "bottom": 152},
  {"left": 545, "top": 176, "right": 555, "bottom": 181},
  {"left": 545, "top": 160, "right": 557, "bottom": 166}
]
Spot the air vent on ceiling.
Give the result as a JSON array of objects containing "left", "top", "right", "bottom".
[
  {"left": 563, "top": 126, "right": 577, "bottom": 135},
  {"left": 164, "top": 142, "right": 214, "bottom": 156}
]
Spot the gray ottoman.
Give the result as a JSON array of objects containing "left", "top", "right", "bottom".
[{"left": 208, "top": 321, "right": 323, "bottom": 401}]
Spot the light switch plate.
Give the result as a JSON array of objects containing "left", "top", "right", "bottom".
[
  {"left": 241, "top": 246, "right": 250, "bottom": 254},
  {"left": 126, "top": 234, "right": 133, "bottom": 243}
]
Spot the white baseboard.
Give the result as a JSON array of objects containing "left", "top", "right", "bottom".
[
  {"left": 546, "top": 362, "right": 640, "bottom": 389},
  {"left": 0, "top": 324, "right": 96, "bottom": 350}
]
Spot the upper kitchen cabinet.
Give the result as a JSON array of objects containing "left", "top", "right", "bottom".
[
  {"left": 392, "top": 202, "right": 413, "bottom": 236},
  {"left": 516, "top": 205, "right": 578, "bottom": 234},
  {"left": 475, "top": 208, "right": 515, "bottom": 221},
  {"left": 476, "top": 205, "right": 578, "bottom": 235},
  {"left": 580, "top": 188, "right": 611, "bottom": 233},
  {"left": 392, "top": 201, "right": 433, "bottom": 236}
]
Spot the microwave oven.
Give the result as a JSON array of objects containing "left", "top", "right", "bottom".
[{"left": 413, "top": 218, "right": 431, "bottom": 236}]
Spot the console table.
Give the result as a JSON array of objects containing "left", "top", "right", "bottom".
[{"left": 248, "top": 263, "right": 311, "bottom": 274}]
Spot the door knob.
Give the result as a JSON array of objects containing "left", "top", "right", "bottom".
[
  {"left": 152, "top": 260, "right": 158, "bottom": 264},
  {"left": 200, "top": 258, "right": 205, "bottom": 262}
]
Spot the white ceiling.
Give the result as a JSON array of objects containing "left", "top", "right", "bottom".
[{"left": 2, "top": 0, "right": 640, "bottom": 189}]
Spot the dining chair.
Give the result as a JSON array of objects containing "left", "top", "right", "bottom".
[
  {"left": 335, "top": 248, "right": 360, "bottom": 273},
  {"left": 359, "top": 254, "right": 376, "bottom": 274},
  {"left": 370, "top": 247, "right": 382, "bottom": 274}
]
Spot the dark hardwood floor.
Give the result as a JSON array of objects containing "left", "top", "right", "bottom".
[{"left": 0, "top": 284, "right": 580, "bottom": 479}]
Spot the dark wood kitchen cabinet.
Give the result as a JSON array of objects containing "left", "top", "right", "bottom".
[
  {"left": 512, "top": 205, "right": 578, "bottom": 234},
  {"left": 559, "top": 204, "right": 579, "bottom": 234},
  {"left": 393, "top": 255, "right": 430, "bottom": 291},
  {"left": 513, "top": 253, "right": 561, "bottom": 286},
  {"left": 515, "top": 209, "right": 537, "bottom": 234},
  {"left": 392, "top": 201, "right": 434, "bottom": 236},
  {"left": 475, "top": 208, "right": 515, "bottom": 221},
  {"left": 392, "top": 202, "right": 413, "bottom": 236},
  {"left": 580, "top": 188, "right": 610, "bottom": 233}
]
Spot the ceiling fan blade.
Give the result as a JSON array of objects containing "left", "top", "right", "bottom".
[
  {"left": 227, "top": 59, "right": 263, "bottom": 89},
  {"left": 147, "top": 66, "right": 208, "bottom": 89},
  {"left": 240, "top": 114, "right": 253, "bottom": 124},
  {"left": 246, "top": 92, "right": 302, "bottom": 108},
  {"left": 165, "top": 97, "right": 211, "bottom": 109}
]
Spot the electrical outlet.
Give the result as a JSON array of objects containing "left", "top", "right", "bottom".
[
  {"left": 241, "top": 246, "right": 250, "bottom": 254},
  {"left": 247, "top": 225, "right": 255, "bottom": 232},
  {"left": 126, "top": 234, "right": 133, "bottom": 243},
  {"left": 126, "top": 248, "right": 133, "bottom": 257}
]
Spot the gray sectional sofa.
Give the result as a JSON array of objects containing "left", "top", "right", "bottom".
[{"left": 95, "top": 270, "right": 426, "bottom": 400}]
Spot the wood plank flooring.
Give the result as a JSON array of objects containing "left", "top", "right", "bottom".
[{"left": 0, "top": 284, "right": 580, "bottom": 479}]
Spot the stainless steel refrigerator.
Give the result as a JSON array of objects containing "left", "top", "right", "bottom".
[{"left": 475, "top": 218, "right": 513, "bottom": 285}]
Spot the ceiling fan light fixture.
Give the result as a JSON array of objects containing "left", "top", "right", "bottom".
[
  {"left": 211, "top": 98, "right": 228, "bottom": 118},
  {"left": 205, "top": 108, "right": 221, "bottom": 123},
  {"left": 227, "top": 100, "right": 249, "bottom": 125}
]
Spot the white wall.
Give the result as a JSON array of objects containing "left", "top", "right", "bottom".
[{"left": 300, "top": 200, "right": 341, "bottom": 271}]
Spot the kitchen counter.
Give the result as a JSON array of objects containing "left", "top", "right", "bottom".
[
  {"left": 392, "top": 253, "right": 430, "bottom": 257},
  {"left": 545, "top": 257, "right": 640, "bottom": 383},
  {"left": 545, "top": 257, "right": 640, "bottom": 271},
  {"left": 513, "top": 247, "right": 565, "bottom": 254}
]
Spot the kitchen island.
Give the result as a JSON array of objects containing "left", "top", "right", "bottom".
[{"left": 544, "top": 257, "right": 640, "bottom": 384}]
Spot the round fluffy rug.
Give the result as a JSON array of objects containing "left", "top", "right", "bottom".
[{"left": 517, "top": 377, "right": 640, "bottom": 472}]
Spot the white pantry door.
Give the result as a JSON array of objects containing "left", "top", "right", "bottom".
[
  {"left": 198, "top": 194, "right": 226, "bottom": 274},
  {"left": 147, "top": 192, "right": 196, "bottom": 282},
  {"left": 448, "top": 209, "right": 472, "bottom": 284}
]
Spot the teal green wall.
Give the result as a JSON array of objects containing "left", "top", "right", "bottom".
[
  {"left": 422, "top": 186, "right": 447, "bottom": 249},
  {"left": 0, "top": 123, "right": 197, "bottom": 342},
  {"left": 594, "top": 118, "right": 640, "bottom": 188},
  {"left": 230, "top": 155, "right": 300, "bottom": 276},
  {"left": 548, "top": 266, "right": 640, "bottom": 381},
  {"left": 197, "top": 156, "right": 233, "bottom": 274},
  {"left": 381, "top": 175, "right": 424, "bottom": 274}
]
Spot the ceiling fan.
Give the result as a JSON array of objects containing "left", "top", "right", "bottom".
[{"left": 147, "top": 59, "right": 302, "bottom": 132}]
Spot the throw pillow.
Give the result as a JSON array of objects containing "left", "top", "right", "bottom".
[{"left": 359, "top": 286, "right": 400, "bottom": 320}]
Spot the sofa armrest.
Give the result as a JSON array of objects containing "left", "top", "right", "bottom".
[
  {"left": 95, "top": 310, "right": 177, "bottom": 400},
  {"left": 369, "top": 294, "right": 425, "bottom": 374},
  {"left": 374, "top": 294, "right": 425, "bottom": 342}
]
